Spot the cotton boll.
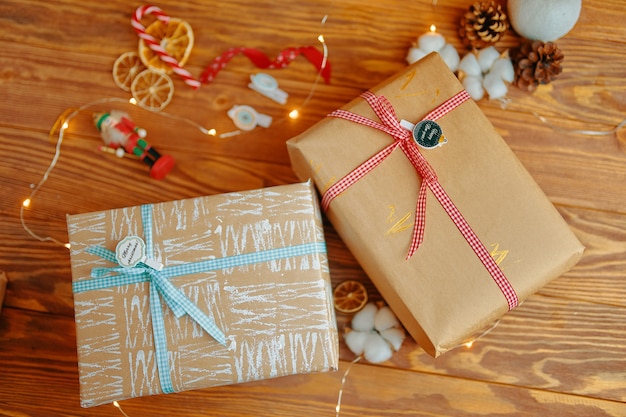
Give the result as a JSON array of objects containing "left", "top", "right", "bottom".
[
  {"left": 483, "top": 71, "right": 508, "bottom": 100},
  {"left": 346, "top": 303, "right": 407, "bottom": 362},
  {"left": 490, "top": 58, "right": 515, "bottom": 83},
  {"left": 462, "top": 75, "right": 484, "bottom": 100},
  {"left": 344, "top": 330, "right": 369, "bottom": 356},
  {"left": 477, "top": 46, "right": 500, "bottom": 73},
  {"left": 363, "top": 333, "right": 393, "bottom": 363},
  {"left": 374, "top": 306, "right": 399, "bottom": 332},
  {"left": 380, "top": 328, "right": 406, "bottom": 351},
  {"left": 458, "top": 53, "right": 482, "bottom": 77},
  {"left": 351, "top": 302, "right": 377, "bottom": 332},
  {"left": 438, "top": 44, "right": 460, "bottom": 72},
  {"left": 406, "top": 47, "right": 427, "bottom": 65}
]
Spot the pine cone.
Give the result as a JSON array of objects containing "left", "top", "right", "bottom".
[
  {"left": 512, "top": 41, "right": 564, "bottom": 92},
  {"left": 459, "top": 1, "right": 509, "bottom": 49}
]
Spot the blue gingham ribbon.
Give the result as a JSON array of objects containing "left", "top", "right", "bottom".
[{"left": 73, "top": 204, "right": 326, "bottom": 394}]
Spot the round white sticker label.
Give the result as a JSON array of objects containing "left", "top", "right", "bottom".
[{"left": 115, "top": 236, "right": 146, "bottom": 268}]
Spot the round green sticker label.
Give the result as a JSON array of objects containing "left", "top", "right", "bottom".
[{"left": 412, "top": 120, "right": 447, "bottom": 149}]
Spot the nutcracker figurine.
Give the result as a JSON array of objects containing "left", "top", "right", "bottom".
[{"left": 93, "top": 110, "right": 175, "bottom": 180}]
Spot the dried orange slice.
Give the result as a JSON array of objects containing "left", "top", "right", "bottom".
[
  {"left": 112, "top": 52, "right": 146, "bottom": 92},
  {"left": 333, "top": 280, "right": 368, "bottom": 314},
  {"left": 130, "top": 69, "right": 174, "bottom": 111},
  {"left": 138, "top": 17, "right": 194, "bottom": 74}
]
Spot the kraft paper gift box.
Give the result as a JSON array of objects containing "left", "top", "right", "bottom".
[
  {"left": 66, "top": 181, "right": 339, "bottom": 407},
  {"left": 286, "top": 53, "right": 584, "bottom": 357}
]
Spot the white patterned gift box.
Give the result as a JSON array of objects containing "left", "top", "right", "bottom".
[{"left": 66, "top": 181, "right": 339, "bottom": 407}]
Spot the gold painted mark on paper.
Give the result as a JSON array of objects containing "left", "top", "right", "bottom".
[
  {"left": 308, "top": 159, "right": 322, "bottom": 175},
  {"left": 385, "top": 205, "right": 413, "bottom": 235},
  {"left": 401, "top": 69, "right": 416, "bottom": 90},
  {"left": 490, "top": 242, "right": 509, "bottom": 265},
  {"left": 322, "top": 176, "right": 337, "bottom": 194}
]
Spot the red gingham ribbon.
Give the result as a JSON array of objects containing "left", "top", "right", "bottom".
[{"left": 322, "top": 90, "right": 518, "bottom": 310}]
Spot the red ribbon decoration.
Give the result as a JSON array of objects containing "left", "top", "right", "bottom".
[
  {"left": 200, "top": 46, "right": 331, "bottom": 85},
  {"left": 132, "top": 6, "right": 331, "bottom": 89},
  {"left": 321, "top": 90, "right": 519, "bottom": 310}
]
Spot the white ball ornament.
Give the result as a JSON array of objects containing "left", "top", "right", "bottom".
[{"left": 508, "top": 0, "right": 582, "bottom": 42}]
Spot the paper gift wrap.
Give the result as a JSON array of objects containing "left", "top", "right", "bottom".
[
  {"left": 66, "top": 181, "right": 339, "bottom": 407},
  {"left": 286, "top": 53, "right": 584, "bottom": 357}
]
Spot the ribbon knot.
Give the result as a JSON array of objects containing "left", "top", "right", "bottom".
[
  {"left": 322, "top": 91, "right": 445, "bottom": 259},
  {"left": 88, "top": 247, "right": 223, "bottom": 331},
  {"left": 76, "top": 205, "right": 227, "bottom": 395},
  {"left": 321, "top": 90, "right": 519, "bottom": 310},
  {"left": 372, "top": 95, "right": 413, "bottom": 140}
]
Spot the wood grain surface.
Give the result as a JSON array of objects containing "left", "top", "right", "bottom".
[{"left": 1, "top": 0, "right": 625, "bottom": 415}]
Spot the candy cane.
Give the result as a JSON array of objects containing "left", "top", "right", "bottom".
[{"left": 131, "top": 5, "right": 201, "bottom": 89}]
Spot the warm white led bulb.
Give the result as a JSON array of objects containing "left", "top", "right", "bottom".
[{"left": 289, "top": 109, "right": 300, "bottom": 119}]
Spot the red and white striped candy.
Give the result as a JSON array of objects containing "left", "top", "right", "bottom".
[{"left": 131, "top": 5, "right": 201, "bottom": 89}]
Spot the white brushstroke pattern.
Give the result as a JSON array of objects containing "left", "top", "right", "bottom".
[{"left": 67, "top": 183, "right": 338, "bottom": 406}]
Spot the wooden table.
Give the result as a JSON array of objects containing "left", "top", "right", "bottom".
[{"left": 1, "top": 1, "right": 625, "bottom": 415}]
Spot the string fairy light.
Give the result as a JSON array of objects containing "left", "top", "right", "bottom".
[
  {"left": 287, "top": 15, "right": 329, "bottom": 121},
  {"left": 113, "top": 401, "right": 131, "bottom": 417},
  {"left": 19, "top": 97, "right": 219, "bottom": 249},
  {"left": 530, "top": 111, "right": 626, "bottom": 137},
  {"left": 333, "top": 317, "right": 503, "bottom": 416},
  {"left": 495, "top": 98, "right": 626, "bottom": 138},
  {"left": 456, "top": 318, "right": 502, "bottom": 350},
  {"left": 24, "top": 13, "right": 348, "bottom": 417},
  {"left": 20, "top": 15, "right": 330, "bottom": 249},
  {"left": 335, "top": 355, "right": 361, "bottom": 417}
]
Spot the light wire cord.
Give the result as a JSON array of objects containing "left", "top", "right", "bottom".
[{"left": 20, "top": 15, "right": 330, "bottom": 249}]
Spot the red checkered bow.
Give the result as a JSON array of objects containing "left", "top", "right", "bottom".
[{"left": 321, "top": 90, "right": 518, "bottom": 310}]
